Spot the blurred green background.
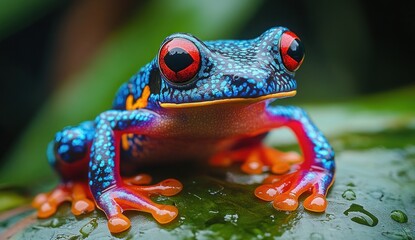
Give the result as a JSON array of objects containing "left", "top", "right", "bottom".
[{"left": 0, "top": 0, "right": 414, "bottom": 186}]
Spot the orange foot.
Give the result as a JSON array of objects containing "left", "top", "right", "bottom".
[
  {"left": 210, "top": 144, "right": 302, "bottom": 174},
  {"left": 32, "top": 182, "right": 95, "bottom": 218},
  {"left": 32, "top": 174, "right": 183, "bottom": 234},
  {"left": 254, "top": 166, "right": 334, "bottom": 212},
  {"left": 95, "top": 176, "right": 183, "bottom": 233}
]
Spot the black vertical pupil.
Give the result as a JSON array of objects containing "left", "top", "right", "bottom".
[
  {"left": 163, "top": 47, "right": 194, "bottom": 72},
  {"left": 287, "top": 39, "right": 304, "bottom": 62}
]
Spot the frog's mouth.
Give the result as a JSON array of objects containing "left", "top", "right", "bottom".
[{"left": 159, "top": 90, "right": 296, "bottom": 109}]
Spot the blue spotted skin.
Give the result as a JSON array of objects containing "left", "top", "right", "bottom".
[
  {"left": 45, "top": 26, "right": 335, "bottom": 227},
  {"left": 50, "top": 121, "right": 94, "bottom": 165}
]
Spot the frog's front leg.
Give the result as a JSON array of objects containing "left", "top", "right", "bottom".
[
  {"left": 90, "top": 110, "right": 182, "bottom": 233},
  {"left": 255, "top": 106, "right": 335, "bottom": 212}
]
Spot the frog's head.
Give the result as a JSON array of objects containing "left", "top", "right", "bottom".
[{"left": 154, "top": 27, "right": 304, "bottom": 108}]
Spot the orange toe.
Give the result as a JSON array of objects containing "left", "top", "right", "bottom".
[
  {"left": 124, "top": 174, "right": 152, "bottom": 185},
  {"left": 277, "top": 151, "right": 303, "bottom": 164},
  {"left": 72, "top": 198, "right": 95, "bottom": 215},
  {"left": 271, "top": 162, "right": 290, "bottom": 174},
  {"left": 241, "top": 152, "right": 264, "bottom": 174},
  {"left": 129, "top": 178, "right": 183, "bottom": 197},
  {"left": 158, "top": 179, "right": 183, "bottom": 196},
  {"left": 151, "top": 205, "right": 178, "bottom": 224},
  {"left": 273, "top": 193, "right": 298, "bottom": 211},
  {"left": 304, "top": 194, "right": 327, "bottom": 212},
  {"left": 255, "top": 184, "right": 279, "bottom": 201},
  {"left": 38, "top": 202, "right": 57, "bottom": 218},
  {"left": 108, "top": 214, "right": 131, "bottom": 233},
  {"left": 32, "top": 193, "right": 49, "bottom": 208}
]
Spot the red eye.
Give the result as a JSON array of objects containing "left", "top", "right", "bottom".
[
  {"left": 280, "top": 31, "right": 305, "bottom": 72},
  {"left": 158, "top": 38, "right": 201, "bottom": 83}
]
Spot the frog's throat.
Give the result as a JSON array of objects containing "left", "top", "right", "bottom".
[{"left": 159, "top": 90, "right": 296, "bottom": 109}]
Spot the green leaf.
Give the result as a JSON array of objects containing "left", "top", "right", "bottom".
[{"left": 0, "top": 191, "right": 28, "bottom": 212}]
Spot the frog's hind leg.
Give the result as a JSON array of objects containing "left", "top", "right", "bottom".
[
  {"left": 48, "top": 121, "right": 95, "bottom": 181},
  {"left": 32, "top": 121, "right": 96, "bottom": 218},
  {"left": 209, "top": 134, "right": 302, "bottom": 174}
]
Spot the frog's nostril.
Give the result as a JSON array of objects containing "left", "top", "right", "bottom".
[{"left": 233, "top": 76, "right": 241, "bottom": 81}]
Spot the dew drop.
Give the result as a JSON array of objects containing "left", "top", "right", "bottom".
[
  {"left": 50, "top": 218, "right": 65, "bottom": 228},
  {"left": 80, "top": 218, "right": 98, "bottom": 237},
  {"left": 382, "top": 231, "right": 409, "bottom": 239},
  {"left": 309, "top": 232, "right": 324, "bottom": 240},
  {"left": 224, "top": 214, "right": 238, "bottom": 225},
  {"left": 390, "top": 210, "right": 408, "bottom": 223},
  {"left": 55, "top": 233, "right": 81, "bottom": 239},
  {"left": 343, "top": 203, "right": 378, "bottom": 227},
  {"left": 342, "top": 189, "right": 356, "bottom": 200},
  {"left": 207, "top": 184, "right": 224, "bottom": 195},
  {"left": 325, "top": 213, "right": 335, "bottom": 221},
  {"left": 368, "top": 190, "right": 384, "bottom": 200}
]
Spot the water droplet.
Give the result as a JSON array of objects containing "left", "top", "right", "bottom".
[
  {"left": 310, "top": 232, "right": 324, "bottom": 240},
  {"left": 390, "top": 210, "right": 408, "bottom": 223},
  {"left": 223, "top": 214, "right": 238, "bottom": 225},
  {"left": 325, "top": 213, "right": 335, "bottom": 221},
  {"left": 368, "top": 190, "right": 384, "bottom": 201},
  {"left": 207, "top": 184, "right": 224, "bottom": 195},
  {"left": 47, "top": 218, "right": 65, "bottom": 228},
  {"left": 343, "top": 203, "right": 378, "bottom": 227},
  {"left": 382, "top": 231, "right": 409, "bottom": 239},
  {"left": 55, "top": 233, "right": 81, "bottom": 240},
  {"left": 80, "top": 218, "right": 98, "bottom": 237},
  {"left": 342, "top": 189, "right": 356, "bottom": 200}
]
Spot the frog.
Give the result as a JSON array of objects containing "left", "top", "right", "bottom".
[{"left": 32, "top": 26, "right": 335, "bottom": 234}]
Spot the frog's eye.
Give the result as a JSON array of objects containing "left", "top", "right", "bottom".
[
  {"left": 158, "top": 38, "right": 201, "bottom": 83},
  {"left": 280, "top": 31, "right": 305, "bottom": 72}
]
